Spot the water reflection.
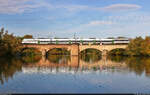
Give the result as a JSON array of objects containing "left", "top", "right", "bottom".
[
  {"left": 107, "top": 56, "right": 150, "bottom": 77},
  {"left": 80, "top": 54, "right": 101, "bottom": 63},
  {"left": 80, "top": 49, "right": 102, "bottom": 63},
  {"left": 48, "top": 55, "right": 70, "bottom": 64},
  {"left": 126, "top": 57, "right": 150, "bottom": 77},
  {"left": 21, "top": 55, "right": 42, "bottom": 64},
  {"left": 0, "top": 57, "right": 22, "bottom": 85},
  {"left": 1, "top": 55, "right": 150, "bottom": 85}
]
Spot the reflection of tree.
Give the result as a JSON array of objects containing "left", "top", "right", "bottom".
[
  {"left": 47, "top": 55, "right": 70, "bottom": 64},
  {"left": 0, "top": 58, "right": 22, "bottom": 85},
  {"left": 80, "top": 54, "right": 101, "bottom": 63},
  {"left": 80, "top": 49, "right": 102, "bottom": 63},
  {"left": 126, "top": 57, "right": 150, "bottom": 77},
  {"left": 21, "top": 48, "right": 42, "bottom": 64},
  {"left": 108, "top": 56, "right": 150, "bottom": 77},
  {"left": 107, "top": 55, "right": 127, "bottom": 63},
  {"left": 21, "top": 55, "right": 42, "bottom": 64},
  {"left": 21, "top": 48, "right": 42, "bottom": 56},
  {"left": 48, "top": 48, "right": 70, "bottom": 55}
]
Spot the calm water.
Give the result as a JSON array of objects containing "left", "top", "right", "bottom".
[{"left": 0, "top": 55, "right": 150, "bottom": 94}]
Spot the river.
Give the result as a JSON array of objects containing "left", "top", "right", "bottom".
[{"left": 0, "top": 55, "right": 150, "bottom": 94}]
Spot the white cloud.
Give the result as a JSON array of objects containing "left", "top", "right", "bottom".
[
  {"left": 100, "top": 4, "right": 141, "bottom": 12},
  {"left": 55, "top": 4, "right": 142, "bottom": 13},
  {"left": 59, "top": 5, "right": 89, "bottom": 12},
  {"left": 0, "top": 0, "right": 142, "bottom": 14},
  {"left": 0, "top": 0, "right": 51, "bottom": 14},
  {"left": 0, "top": 0, "right": 88, "bottom": 14}
]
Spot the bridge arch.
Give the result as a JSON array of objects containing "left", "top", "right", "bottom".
[
  {"left": 21, "top": 47, "right": 42, "bottom": 55},
  {"left": 21, "top": 47, "right": 37, "bottom": 52},
  {"left": 108, "top": 48, "right": 127, "bottom": 56},
  {"left": 47, "top": 48, "right": 70, "bottom": 55},
  {"left": 80, "top": 48, "right": 102, "bottom": 54},
  {"left": 80, "top": 48, "right": 102, "bottom": 63}
]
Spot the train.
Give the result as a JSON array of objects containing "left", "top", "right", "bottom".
[{"left": 22, "top": 38, "right": 130, "bottom": 45}]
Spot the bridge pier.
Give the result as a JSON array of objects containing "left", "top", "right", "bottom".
[
  {"left": 101, "top": 50, "right": 108, "bottom": 56},
  {"left": 70, "top": 44, "right": 79, "bottom": 56},
  {"left": 68, "top": 55, "right": 79, "bottom": 68},
  {"left": 41, "top": 49, "right": 48, "bottom": 56}
]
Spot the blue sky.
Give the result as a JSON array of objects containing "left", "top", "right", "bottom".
[{"left": 0, "top": 0, "right": 150, "bottom": 38}]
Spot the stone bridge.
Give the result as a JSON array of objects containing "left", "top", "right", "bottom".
[{"left": 22, "top": 44, "right": 128, "bottom": 56}]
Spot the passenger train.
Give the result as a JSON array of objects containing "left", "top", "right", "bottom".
[{"left": 22, "top": 38, "right": 130, "bottom": 45}]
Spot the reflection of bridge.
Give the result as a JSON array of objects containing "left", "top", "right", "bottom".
[
  {"left": 23, "top": 56, "right": 79, "bottom": 68},
  {"left": 79, "top": 56, "right": 127, "bottom": 70},
  {"left": 22, "top": 56, "right": 127, "bottom": 74},
  {"left": 23, "top": 44, "right": 127, "bottom": 56}
]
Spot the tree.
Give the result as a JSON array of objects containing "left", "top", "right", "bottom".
[
  {"left": 126, "top": 36, "right": 144, "bottom": 56},
  {"left": 107, "top": 37, "right": 115, "bottom": 39},
  {"left": 0, "top": 28, "right": 4, "bottom": 41},
  {"left": 23, "top": 35, "right": 33, "bottom": 39},
  {"left": 141, "top": 36, "right": 150, "bottom": 56},
  {"left": 0, "top": 28, "right": 22, "bottom": 56},
  {"left": 117, "top": 36, "right": 127, "bottom": 39}
]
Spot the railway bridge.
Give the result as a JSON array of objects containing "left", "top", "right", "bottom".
[{"left": 22, "top": 44, "right": 128, "bottom": 56}]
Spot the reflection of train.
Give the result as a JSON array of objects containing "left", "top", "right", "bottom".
[{"left": 22, "top": 38, "right": 130, "bottom": 45}]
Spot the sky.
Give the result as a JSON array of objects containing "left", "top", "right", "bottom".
[{"left": 0, "top": 0, "right": 150, "bottom": 38}]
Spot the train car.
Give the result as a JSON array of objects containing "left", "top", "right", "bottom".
[
  {"left": 113, "top": 38, "right": 130, "bottom": 44},
  {"left": 22, "top": 39, "right": 38, "bottom": 44},
  {"left": 22, "top": 38, "right": 130, "bottom": 45}
]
